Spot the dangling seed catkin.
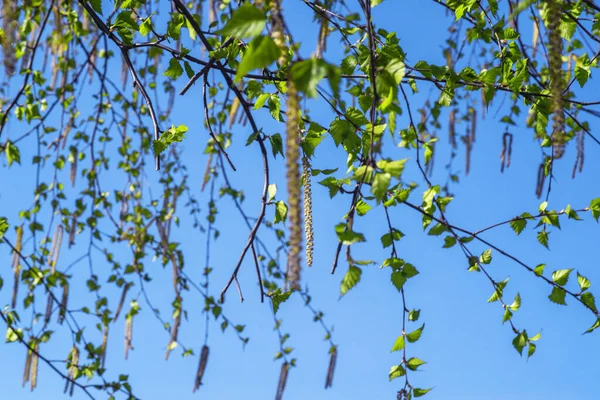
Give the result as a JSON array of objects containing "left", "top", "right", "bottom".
[
  {"left": 286, "top": 81, "right": 302, "bottom": 291},
  {"left": 113, "top": 283, "right": 131, "bottom": 322},
  {"left": 100, "top": 325, "right": 109, "bottom": 369},
  {"left": 193, "top": 345, "right": 210, "bottom": 392},
  {"left": 275, "top": 362, "right": 289, "bottom": 400},
  {"left": 11, "top": 224, "right": 23, "bottom": 309},
  {"left": 547, "top": 0, "right": 566, "bottom": 158},
  {"left": 302, "top": 156, "right": 313, "bottom": 267},
  {"left": 124, "top": 315, "right": 133, "bottom": 359},
  {"left": 57, "top": 282, "right": 69, "bottom": 324},
  {"left": 30, "top": 343, "right": 39, "bottom": 391},
  {"left": 22, "top": 345, "right": 32, "bottom": 387},
  {"left": 325, "top": 346, "right": 337, "bottom": 389}
]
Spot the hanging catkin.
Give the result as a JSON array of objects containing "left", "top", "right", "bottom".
[
  {"left": 100, "top": 325, "right": 109, "bottom": 369},
  {"left": 30, "top": 343, "right": 39, "bottom": 391},
  {"left": 275, "top": 362, "right": 289, "bottom": 400},
  {"left": 325, "top": 346, "right": 337, "bottom": 389},
  {"left": 269, "top": 0, "right": 287, "bottom": 66},
  {"left": 11, "top": 224, "right": 23, "bottom": 309},
  {"left": 193, "top": 345, "right": 210, "bottom": 392},
  {"left": 124, "top": 314, "right": 133, "bottom": 359},
  {"left": 286, "top": 81, "right": 302, "bottom": 291},
  {"left": 64, "top": 345, "right": 79, "bottom": 396},
  {"left": 302, "top": 156, "right": 313, "bottom": 267},
  {"left": 57, "top": 282, "right": 69, "bottom": 324},
  {"left": 547, "top": 0, "right": 566, "bottom": 158}
]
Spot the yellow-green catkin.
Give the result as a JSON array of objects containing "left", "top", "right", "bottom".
[
  {"left": 302, "top": 156, "right": 313, "bottom": 267},
  {"left": 286, "top": 81, "right": 301, "bottom": 291},
  {"left": 269, "top": 0, "right": 287, "bottom": 66},
  {"left": 547, "top": 0, "right": 566, "bottom": 158}
]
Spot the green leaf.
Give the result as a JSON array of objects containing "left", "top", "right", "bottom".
[
  {"left": 269, "top": 289, "right": 291, "bottom": 314},
  {"left": 551, "top": 269, "right": 573, "bottom": 286},
  {"left": 268, "top": 133, "right": 283, "bottom": 158},
  {"left": 235, "top": 35, "right": 281, "bottom": 83},
  {"left": 590, "top": 198, "right": 600, "bottom": 221},
  {"left": 479, "top": 249, "right": 492, "bottom": 264},
  {"left": 442, "top": 235, "right": 456, "bottom": 248},
  {"left": 388, "top": 365, "right": 406, "bottom": 381},
  {"left": 291, "top": 59, "right": 340, "bottom": 98},
  {"left": 381, "top": 229, "right": 403, "bottom": 248},
  {"left": 487, "top": 278, "right": 508, "bottom": 303},
  {"left": 340, "top": 265, "right": 362, "bottom": 296},
  {"left": 355, "top": 200, "right": 372, "bottom": 216},
  {"left": 512, "top": 331, "right": 527, "bottom": 355},
  {"left": 335, "top": 223, "right": 365, "bottom": 245},
  {"left": 509, "top": 218, "right": 526, "bottom": 235},
  {"left": 508, "top": 293, "right": 521, "bottom": 311},
  {"left": 88, "top": 0, "right": 102, "bottom": 14},
  {"left": 581, "top": 292, "right": 597, "bottom": 312},
  {"left": 406, "top": 357, "right": 426, "bottom": 371},
  {"left": 537, "top": 230, "right": 549, "bottom": 249},
  {"left": 139, "top": 18, "right": 152, "bottom": 36},
  {"left": 406, "top": 324, "right": 424, "bottom": 343},
  {"left": 219, "top": 3, "right": 266, "bottom": 39},
  {"left": 408, "top": 309, "right": 420, "bottom": 322},
  {"left": 390, "top": 335, "right": 404, "bottom": 352},
  {"left": 390, "top": 270, "right": 407, "bottom": 291},
  {"left": 274, "top": 201, "right": 287, "bottom": 224},
  {"left": 548, "top": 287, "right": 567, "bottom": 305},
  {"left": 153, "top": 124, "right": 188, "bottom": 156},
  {"left": 267, "top": 184, "right": 277, "bottom": 202},
  {"left": 527, "top": 342, "right": 536, "bottom": 359},
  {"left": 372, "top": 173, "right": 391, "bottom": 201},
  {"left": 534, "top": 263, "right": 545, "bottom": 276},
  {"left": 414, "top": 388, "right": 433, "bottom": 397},
  {"left": 5, "top": 141, "right": 20, "bottom": 166},
  {"left": 0, "top": 217, "right": 8, "bottom": 240},
  {"left": 585, "top": 318, "right": 600, "bottom": 334},
  {"left": 163, "top": 58, "right": 184, "bottom": 79}
]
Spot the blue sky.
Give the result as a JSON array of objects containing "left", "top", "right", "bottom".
[{"left": 1, "top": 1, "right": 600, "bottom": 399}]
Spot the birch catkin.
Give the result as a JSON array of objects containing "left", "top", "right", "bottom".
[
  {"left": 302, "top": 156, "right": 313, "bottom": 267},
  {"left": 286, "top": 81, "right": 302, "bottom": 290},
  {"left": 547, "top": 0, "right": 566, "bottom": 158}
]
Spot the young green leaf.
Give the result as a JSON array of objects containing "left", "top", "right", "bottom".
[
  {"left": 340, "top": 265, "right": 362, "bottom": 296},
  {"left": 548, "top": 287, "right": 567, "bottom": 305},
  {"left": 235, "top": 36, "right": 280, "bottom": 83},
  {"left": 388, "top": 365, "right": 406, "bottom": 381},
  {"left": 406, "top": 324, "right": 425, "bottom": 343},
  {"left": 219, "top": 4, "right": 266, "bottom": 39}
]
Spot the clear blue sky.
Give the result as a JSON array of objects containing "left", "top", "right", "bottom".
[{"left": 1, "top": 1, "right": 599, "bottom": 399}]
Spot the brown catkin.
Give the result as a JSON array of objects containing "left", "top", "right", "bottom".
[
  {"left": 100, "top": 325, "right": 109, "bottom": 369},
  {"left": 165, "top": 296, "right": 182, "bottom": 360},
  {"left": 57, "top": 282, "right": 69, "bottom": 324},
  {"left": 113, "top": 283, "right": 131, "bottom": 322},
  {"left": 193, "top": 345, "right": 210, "bottom": 392},
  {"left": 30, "top": 343, "right": 39, "bottom": 391},
  {"left": 325, "top": 346, "right": 337, "bottom": 389},
  {"left": 1, "top": 0, "right": 18, "bottom": 75},
  {"left": 22, "top": 345, "right": 32, "bottom": 387},
  {"left": 65, "top": 345, "right": 79, "bottom": 396},
  {"left": 69, "top": 214, "right": 77, "bottom": 248},
  {"left": 286, "top": 81, "right": 302, "bottom": 291},
  {"left": 124, "top": 315, "right": 133, "bottom": 359},
  {"left": 11, "top": 224, "right": 23, "bottom": 309},
  {"left": 547, "top": 0, "right": 566, "bottom": 158},
  {"left": 275, "top": 362, "right": 289, "bottom": 400},
  {"left": 448, "top": 109, "right": 457, "bottom": 148},
  {"left": 315, "top": 16, "right": 329, "bottom": 59},
  {"left": 302, "top": 156, "right": 313, "bottom": 267}
]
